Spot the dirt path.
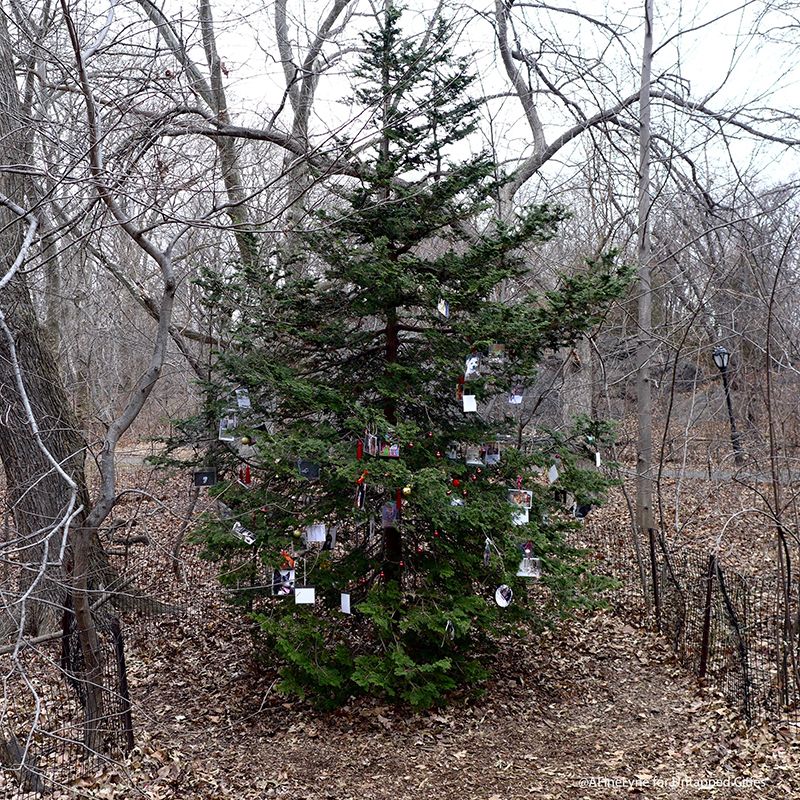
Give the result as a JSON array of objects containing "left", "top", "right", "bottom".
[{"left": 94, "top": 610, "right": 797, "bottom": 800}]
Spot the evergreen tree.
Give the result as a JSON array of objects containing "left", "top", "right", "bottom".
[{"left": 191, "top": 7, "right": 630, "bottom": 709}]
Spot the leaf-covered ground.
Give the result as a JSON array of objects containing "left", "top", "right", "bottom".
[
  {"left": 55, "top": 608, "right": 799, "bottom": 799},
  {"left": 6, "top": 462, "right": 800, "bottom": 799}
]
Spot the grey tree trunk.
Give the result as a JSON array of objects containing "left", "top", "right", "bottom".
[{"left": 635, "top": 0, "right": 655, "bottom": 600}]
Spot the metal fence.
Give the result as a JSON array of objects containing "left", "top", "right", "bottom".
[{"left": 578, "top": 511, "right": 798, "bottom": 725}]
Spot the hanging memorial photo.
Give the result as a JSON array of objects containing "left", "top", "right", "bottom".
[
  {"left": 508, "top": 488, "right": 533, "bottom": 509},
  {"left": 495, "top": 584, "right": 513, "bottom": 608},
  {"left": 218, "top": 411, "right": 238, "bottom": 441},
  {"left": 508, "top": 384, "right": 524, "bottom": 404},
  {"left": 379, "top": 440, "right": 401, "bottom": 458},
  {"left": 297, "top": 459, "right": 321, "bottom": 480},
  {"left": 321, "top": 527, "right": 337, "bottom": 551},
  {"left": 193, "top": 467, "right": 217, "bottom": 487},
  {"left": 381, "top": 502, "right": 399, "bottom": 528},
  {"left": 272, "top": 569, "right": 295, "bottom": 596},
  {"left": 511, "top": 507, "right": 529, "bottom": 526},
  {"left": 464, "top": 353, "right": 481, "bottom": 379},
  {"left": 516, "top": 541, "right": 542, "bottom": 578},
  {"left": 231, "top": 521, "right": 256, "bottom": 545},
  {"left": 340, "top": 593, "right": 351, "bottom": 615},
  {"left": 462, "top": 394, "right": 477, "bottom": 413},
  {"left": 234, "top": 387, "right": 252, "bottom": 409},
  {"left": 304, "top": 523, "right": 327, "bottom": 544},
  {"left": 465, "top": 445, "right": 483, "bottom": 466},
  {"left": 487, "top": 343, "right": 506, "bottom": 365},
  {"left": 484, "top": 441, "right": 500, "bottom": 465}
]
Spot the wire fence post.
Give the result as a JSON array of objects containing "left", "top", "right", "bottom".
[
  {"left": 110, "top": 617, "right": 135, "bottom": 753},
  {"left": 648, "top": 527, "right": 661, "bottom": 632},
  {"left": 699, "top": 553, "right": 716, "bottom": 678}
]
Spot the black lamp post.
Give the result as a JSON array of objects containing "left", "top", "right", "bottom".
[{"left": 712, "top": 345, "right": 744, "bottom": 465}]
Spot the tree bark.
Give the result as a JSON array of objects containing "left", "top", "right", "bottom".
[{"left": 635, "top": 0, "right": 655, "bottom": 602}]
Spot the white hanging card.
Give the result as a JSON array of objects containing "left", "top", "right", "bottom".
[
  {"left": 231, "top": 521, "right": 255, "bottom": 545},
  {"left": 548, "top": 464, "right": 559, "bottom": 484},
  {"left": 234, "top": 387, "right": 252, "bottom": 409},
  {"left": 295, "top": 587, "right": 316, "bottom": 604},
  {"left": 595, "top": 451, "right": 602, "bottom": 468},
  {"left": 304, "top": 523, "right": 327, "bottom": 543},
  {"left": 340, "top": 593, "right": 351, "bottom": 614},
  {"left": 437, "top": 298, "right": 449, "bottom": 317},
  {"left": 462, "top": 395, "right": 477, "bottom": 413},
  {"left": 512, "top": 507, "right": 529, "bottom": 526}
]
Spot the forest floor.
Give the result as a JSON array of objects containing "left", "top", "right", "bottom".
[
  {"left": 65, "top": 606, "right": 800, "bottom": 800},
  {"left": 8, "top": 462, "right": 800, "bottom": 799}
]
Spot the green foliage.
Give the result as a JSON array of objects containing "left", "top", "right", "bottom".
[{"left": 185, "top": 9, "right": 630, "bottom": 710}]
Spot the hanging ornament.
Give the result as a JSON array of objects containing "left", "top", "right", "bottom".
[
  {"left": 234, "top": 387, "right": 252, "bottom": 409},
  {"left": 517, "top": 541, "right": 542, "bottom": 578},
  {"left": 297, "top": 459, "right": 320, "bottom": 480},
  {"left": 483, "top": 538, "right": 491, "bottom": 566},
  {"left": 237, "top": 465, "right": 252, "bottom": 488},
  {"left": 595, "top": 451, "right": 602, "bottom": 468},
  {"left": 218, "top": 411, "right": 238, "bottom": 441},
  {"left": 402, "top": 485, "right": 412, "bottom": 496},
  {"left": 192, "top": 467, "right": 217, "bottom": 487},
  {"left": 304, "top": 523, "right": 327, "bottom": 544},
  {"left": 230, "top": 521, "right": 255, "bottom": 545},
  {"left": 508, "top": 384, "right": 524, "bottom": 405},
  {"left": 495, "top": 584, "right": 513, "bottom": 607},
  {"left": 452, "top": 478, "right": 461, "bottom": 487},
  {"left": 272, "top": 568, "right": 295, "bottom": 596},
  {"left": 356, "top": 439, "right": 364, "bottom": 460},
  {"left": 484, "top": 442, "right": 500, "bottom": 465},
  {"left": 355, "top": 482, "right": 366, "bottom": 509},
  {"left": 295, "top": 586, "right": 315, "bottom": 605}
]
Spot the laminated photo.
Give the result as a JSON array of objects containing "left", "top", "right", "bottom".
[
  {"left": 304, "top": 523, "right": 327, "bottom": 543},
  {"left": 234, "top": 387, "right": 252, "bottom": 409},
  {"left": 272, "top": 568, "right": 295, "bottom": 596},
  {"left": 507, "top": 488, "right": 533, "bottom": 509},
  {"left": 218, "top": 412, "right": 238, "bottom": 441},
  {"left": 495, "top": 584, "right": 513, "bottom": 607}
]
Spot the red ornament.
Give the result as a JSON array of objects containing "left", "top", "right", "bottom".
[
  {"left": 399, "top": 560, "right": 405, "bottom": 567},
  {"left": 462, "top": 489, "right": 468, "bottom": 496},
  {"left": 434, "top": 530, "right": 440, "bottom": 537},
  {"left": 436, "top": 450, "right": 442, "bottom": 458},
  {"left": 427, "top": 431, "right": 434, "bottom": 438},
  {"left": 452, "top": 478, "right": 460, "bottom": 487},
  {"left": 356, "top": 439, "right": 363, "bottom": 460},
  {"left": 470, "top": 474, "right": 477, "bottom": 482},
  {"left": 417, "top": 545, "right": 423, "bottom": 553}
]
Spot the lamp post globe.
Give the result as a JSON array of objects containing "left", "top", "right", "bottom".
[
  {"left": 712, "top": 345, "right": 729, "bottom": 371},
  {"left": 712, "top": 344, "right": 743, "bottom": 465}
]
